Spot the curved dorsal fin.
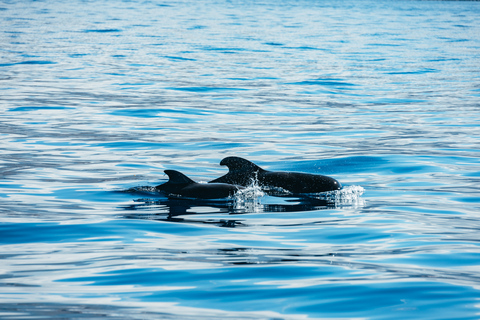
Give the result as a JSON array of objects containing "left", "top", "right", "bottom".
[
  {"left": 164, "top": 170, "right": 196, "bottom": 185},
  {"left": 219, "top": 156, "right": 265, "bottom": 173}
]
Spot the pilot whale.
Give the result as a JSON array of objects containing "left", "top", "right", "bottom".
[
  {"left": 210, "top": 156, "right": 341, "bottom": 193},
  {"left": 156, "top": 169, "right": 244, "bottom": 199}
]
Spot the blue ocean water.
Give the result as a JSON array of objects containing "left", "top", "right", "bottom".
[{"left": 1, "top": 0, "right": 480, "bottom": 319}]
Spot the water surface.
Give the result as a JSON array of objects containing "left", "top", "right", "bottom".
[{"left": 1, "top": 0, "right": 480, "bottom": 319}]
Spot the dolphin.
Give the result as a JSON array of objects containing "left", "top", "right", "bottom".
[
  {"left": 156, "top": 169, "right": 244, "bottom": 199},
  {"left": 210, "top": 156, "right": 341, "bottom": 193}
]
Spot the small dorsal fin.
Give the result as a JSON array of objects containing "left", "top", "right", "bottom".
[{"left": 164, "top": 170, "right": 196, "bottom": 185}]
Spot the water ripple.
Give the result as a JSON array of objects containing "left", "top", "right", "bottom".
[{"left": 1, "top": 0, "right": 480, "bottom": 319}]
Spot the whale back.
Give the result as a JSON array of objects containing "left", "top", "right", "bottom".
[
  {"left": 262, "top": 171, "right": 342, "bottom": 193},
  {"left": 212, "top": 157, "right": 341, "bottom": 192},
  {"left": 158, "top": 169, "right": 243, "bottom": 199},
  {"left": 181, "top": 183, "right": 244, "bottom": 199}
]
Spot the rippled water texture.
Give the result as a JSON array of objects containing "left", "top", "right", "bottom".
[{"left": 1, "top": 0, "right": 480, "bottom": 319}]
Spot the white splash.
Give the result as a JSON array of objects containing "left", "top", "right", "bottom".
[
  {"left": 305, "top": 185, "right": 365, "bottom": 207},
  {"left": 231, "top": 178, "right": 265, "bottom": 212}
]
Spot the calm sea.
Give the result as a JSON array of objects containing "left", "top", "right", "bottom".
[{"left": 1, "top": 0, "right": 480, "bottom": 319}]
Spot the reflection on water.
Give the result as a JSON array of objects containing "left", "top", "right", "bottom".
[{"left": 119, "top": 185, "right": 365, "bottom": 225}]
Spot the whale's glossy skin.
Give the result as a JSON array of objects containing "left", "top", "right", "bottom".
[
  {"left": 210, "top": 156, "right": 341, "bottom": 193},
  {"left": 156, "top": 169, "right": 244, "bottom": 199}
]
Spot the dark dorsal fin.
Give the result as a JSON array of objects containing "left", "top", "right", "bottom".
[
  {"left": 219, "top": 156, "right": 265, "bottom": 173},
  {"left": 164, "top": 170, "right": 196, "bottom": 185}
]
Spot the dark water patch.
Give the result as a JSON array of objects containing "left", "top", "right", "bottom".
[
  {"left": 201, "top": 46, "right": 248, "bottom": 53},
  {"left": 0, "top": 303, "right": 177, "bottom": 320},
  {"left": 0, "top": 60, "right": 56, "bottom": 67},
  {"left": 49, "top": 188, "right": 141, "bottom": 203},
  {"left": 68, "top": 53, "right": 88, "bottom": 58},
  {"left": 288, "top": 79, "right": 357, "bottom": 87},
  {"left": 120, "top": 194, "right": 333, "bottom": 219},
  {"left": 166, "top": 86, "right": 249, "bottom": 92},
  {"left": 9, "top": 106, "right": 74, "bottom": 112},
  {"left": 426, "top": 57, "right": 461, "bottom": 62},
  {"left": 446, "top": 39, "right": 469, "bottom": 43},
  {"left": 384, "top": 252, "right": 480, "bottom": 268},
  {"left": 128, "top": 63, "right": 153, "bottom": 67},
  {"left": 0, "top": 219, "right": 220, "bottom": 245},
  {"left": 285, "top": 46, "right": 324, "bottom": 50},
  {"left": 453, "top": 197, "right": 480, "bottom": 203},
  {"left": 120, "top": 197, "right": 238, "bottom": 218},
  {"left": 61, "top": 265, "right": 347, "bottom": 287},
  {"left": 226, "top": 77, "right": 250, "bottom": 81},
  {"left": 366, "top": 97, "right": 428, "bottom": 104},
  {"left": 187, "top": 25, "right": 207, "bottom": 30},
  {"left": 115, "top": 82, "right": 154, "bottom": 86},
  {"left": 24, "top": 140, "right": 86, "bottom": 147},
  {"left": 164, "top": 55, "right": 197, "bottom": 61},
  {"left": 386, "top": 68, "right": 438, "bottom": 75},
  {"left": 387, "top": 69, "right": 438, "bottom": 75},
  {"left": 0, "top": 222, "right": 110, "bottom": 245},
  {"left": 367, "top": 43, "right": 402, "bottom": 47},
  {"left": 104, "top": 72, "right": 126, "bottom": 76},
  {"left": 83, "top": 28, "right": 122, "bottom": 33},
  {"left": 108, "top": 107, "right": 209, "bottom": 118},
  {"left": 264, "top": 42, "right": 284, "bottom": 46}
]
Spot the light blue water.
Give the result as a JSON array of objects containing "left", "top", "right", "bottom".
[{"left": 1, "top": 0, "right": 480, "bottom": 319}]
